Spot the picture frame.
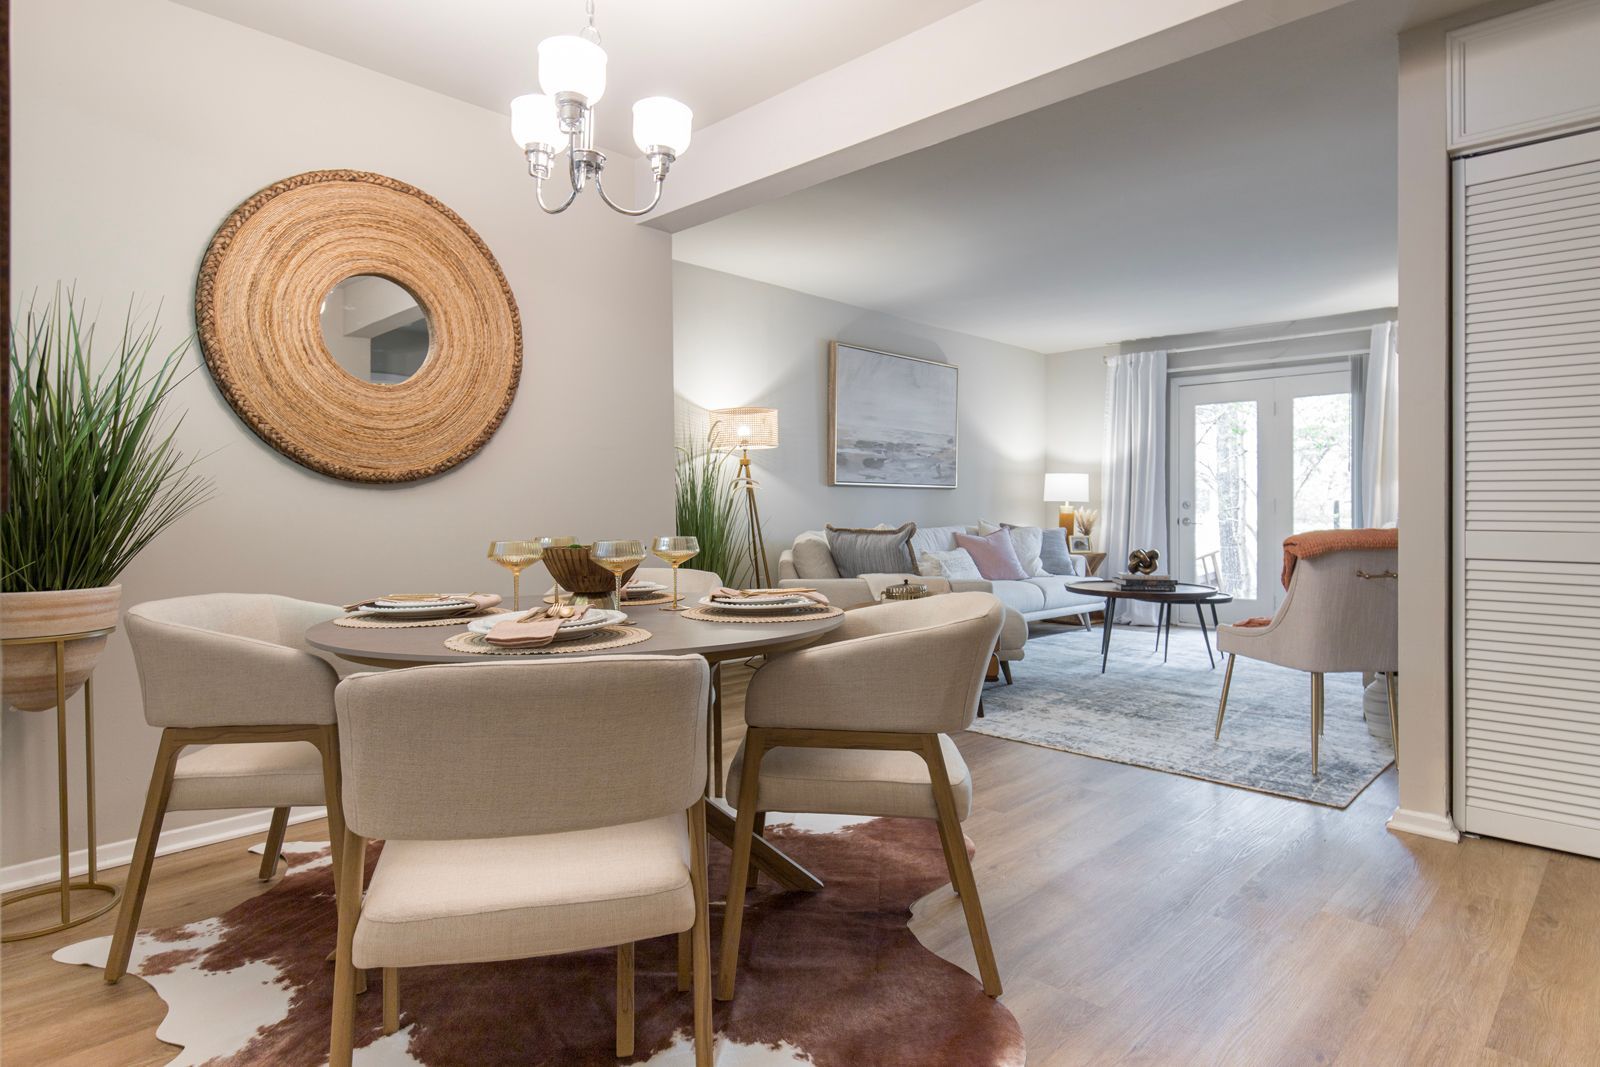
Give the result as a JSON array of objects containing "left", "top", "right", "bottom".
[
  {"left": 1070, "top": 535, "right": 1092, "bottom": 552},
  {"left": 828, "top": 342, "right": 959, "bottom": 488}
]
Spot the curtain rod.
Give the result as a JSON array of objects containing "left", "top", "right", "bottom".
[{"left": 1102, "top": 323, "right": 1382, "bottom": 364}]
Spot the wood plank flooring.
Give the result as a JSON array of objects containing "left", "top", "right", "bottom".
[{"left": 3, "top": 663, "right": 1598, "bottom": 1065}]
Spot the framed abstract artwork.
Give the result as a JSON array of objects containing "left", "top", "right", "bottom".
[{"left": 828, "top": 343, "right": 959, "bottom": 488}]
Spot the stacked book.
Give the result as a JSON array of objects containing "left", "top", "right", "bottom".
[{"left": 1115, "top": 572, "right": 1177, "bottom": 592}]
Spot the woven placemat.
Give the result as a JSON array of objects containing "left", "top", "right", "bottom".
[
  {"left": 680, "top": 605, "right": 843, "bottom": 624},
  {"left": 334, "top": 611, "right": 496, "bottom": 629},
  {"left": 443, "top": 626, "right": 652, "bottom": 656}
]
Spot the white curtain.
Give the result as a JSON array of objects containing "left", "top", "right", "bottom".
[
  {"left": 1353, "top": 321, "right": 1399, "bottom": 528},
  {"left": 1100, "top": 350, "right": 1168, "bottom": 626}
]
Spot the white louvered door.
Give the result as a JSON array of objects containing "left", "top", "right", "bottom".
[{"left": 1454, "top": 126, "right": 1600, "bottom": 858}]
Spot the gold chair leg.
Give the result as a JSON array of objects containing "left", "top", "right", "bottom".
[
  {"left": 616, "top": 943, "right": 635, "bottom": 1057},
  {"left": 687, "top": 800, "right": 713, "bottom": 1067},
  {"left": 1386, "top": 672, "right": 1400, "bottom": 767},
  {"left": 328, "top": 830, "right": 366, "bottom": 1067},
  {"left": 1214, "top": 654, "right": 1236, "bottom": 740},
  {"left": 717, "top": 732, "right": 768, "bottom": 1001},
  {"left": 1310, "top": 673, "right": 1324, "bottom": 776},
  {"left": 921, "top": 735, "right": 1002, "bottom": 998},
  {"left": 382, "top": 967, "right": 400, "bottom": 1035},
  {"left": 105, "top": 731, "right": 183, "bottom": 984},
  {"left": 259, "top": 807, "right": 290, "bottom": 881}
]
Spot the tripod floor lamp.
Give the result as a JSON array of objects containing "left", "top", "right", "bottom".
[{"left": 711, "top": 406, "right": 779, "bottom": 588}]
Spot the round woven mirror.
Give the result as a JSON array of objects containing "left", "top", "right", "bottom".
[{"left": 196, "top": 170, "right": 522, "bottom": 483}]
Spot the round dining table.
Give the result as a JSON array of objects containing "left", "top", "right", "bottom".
[{"left": 305, "top": 600, "right": 845, "bottom": 892}]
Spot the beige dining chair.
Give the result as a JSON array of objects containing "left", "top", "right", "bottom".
[
  {"left": 329, "top": 655, "right": 713, "bottom": 1067},
  {"left": 636, "top": 564, "right": 724, "bottom": 603},
  {"left": 1215, "top": 546, "right": 1399, "bottom": 775},
  {"left": 106, "top": 593, "right": 349, "bottom": 984},
  {"left": 718, "top": 592, "right": 1005, "bottom": 1001}
]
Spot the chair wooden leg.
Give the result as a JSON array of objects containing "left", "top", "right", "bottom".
[
  {"left": 999, "top": 660, "right": 1013, "bottom": 685},
  {"left": 328, "top": 829, "right": 366, "bottom": 1067},
  {"left": 1386, "top": 672, "right": 1400, "bottom": 767},
  {"left": 748, "top": 812, "right": 766, "bottom": 888},
  {"left": 677, "top": 930, "right": 692, "bottom": 993},
  {"left": 1310, "top": 673, "right": 1324, "bottom": 776},
  {"left": 382, "top": 967, "right": 400, "bottom": 1035},
  {"left": 920, "top": 735, "right": 1002, "bottom": 998},
  {"left": 711, "top": 663, "right": 725, "bottom": 799},
  {"left": 616, "top": 943, "right": 635, "bottom": 1057},
  {"left": 717, "top": 731, "right": 768, "bottom": 1001},
  {"left": 313, "top": 725, "right": 347, "bottom": 906},
  {"left": 1214, "top": 654, "right": 1236, "bottom": 740},
  {"left": 687, "top": 800, "right": 713, "bottom": 1067},
  {"left": 259, "top": 807, "right": 290, "bottom": 881},
  {"left": 105, "top": 731, "right": 183, "bottom": 984}
]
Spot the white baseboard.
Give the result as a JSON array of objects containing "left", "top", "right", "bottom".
[
  {"left": 1, "top": 807, "right": 327, "bottom": 894},
  {"left": 1387, "top": 806, "right": 1461, "bottom": 843}
]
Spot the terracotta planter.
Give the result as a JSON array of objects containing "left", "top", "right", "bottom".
[{"left": 1, "top": 585, "right": 122, "bottom": 712}]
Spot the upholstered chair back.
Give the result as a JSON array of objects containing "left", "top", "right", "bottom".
[
  {"left": 744, "top": 592, "right": 1004, "bottom": 735},
  {"left": 635, "top": 566, "right": 723, "bottom": 600},
  {"left": 1231, "top": 548, "right": 1399, "bottom": 674},
  {"left": 125, "top": 593, "right": 343, "bottom": 728},
  {"left": 335, "top": 655, "right": 709, "bottom": 841}
]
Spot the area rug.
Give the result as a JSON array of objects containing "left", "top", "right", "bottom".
[
  {"left": 972, "top": 624, "right": 1393, "bottom": 807},
  {"left": 55, "top": 817, "right": 1023, "bottom": 1066}
]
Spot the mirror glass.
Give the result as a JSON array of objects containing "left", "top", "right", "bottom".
[{"left": 319, "top": 275, "right": 430, "bottom": 383}]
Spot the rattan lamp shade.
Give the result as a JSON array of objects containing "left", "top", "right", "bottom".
[{"left": 710, "top": 407, "right": 779, "bottom": 451}]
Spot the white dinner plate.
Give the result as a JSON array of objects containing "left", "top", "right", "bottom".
[
  {"left": 468, "top": 609, "right": 628, "bottom": 639},
  {"left": 697, "top": 595, "right": 822, "bottom": 614},
  {"left": 356, "top": 600, "right": 474, "bottom": 619}
]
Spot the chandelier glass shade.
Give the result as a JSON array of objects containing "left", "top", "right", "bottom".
[{"left": 512, "top": 3, "right": 690, "bottom": 218}]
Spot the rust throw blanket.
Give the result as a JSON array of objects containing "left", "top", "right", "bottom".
[{"left": 1234, "top": 528, "right": 1399, "bottom": 627}]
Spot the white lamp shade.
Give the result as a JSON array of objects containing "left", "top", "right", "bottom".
[
  {"left": 632, "top": 96, "right": 693, "bottom": 156},
  {"left": 1043, "top": 472, "right": 1090, "bottom": 503},
  {"left": 510, "top": 94, "right": 563, "bottom": 150},
  {"left": 538, "top": 35, "right": 607, "bottom": 104},
  {"left": 709, "top": 407, "right": 779, "bottom": 450}
]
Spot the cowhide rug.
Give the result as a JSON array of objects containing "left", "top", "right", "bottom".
[{"left": 56, "top": 815, "right": 1024, "bottom": 1066}]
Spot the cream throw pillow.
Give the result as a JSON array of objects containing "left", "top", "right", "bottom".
[
  {"left": 918, "top": 548, "right": 983, "bottom": 581},
  {"left": 978, "top": 520, "right": 1048, "bottom": 577}
]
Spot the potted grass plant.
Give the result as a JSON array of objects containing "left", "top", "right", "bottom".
[
  {"left": 674, "top": 427, "right": 749, "bottom": 589},
  {"left": 2, "top": 289, "right": 212, "bottom": 711}
]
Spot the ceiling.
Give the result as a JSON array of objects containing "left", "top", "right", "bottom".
[
  {"left": 671, "top": 0, "right": 1402, "bottom": 353},
  {"left": 174, "top": 0, "right": 979, "bottom": 155}
]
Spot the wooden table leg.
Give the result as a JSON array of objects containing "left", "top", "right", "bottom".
[{"left": 706, "top": 799, "right": 823, "bottom": 892}]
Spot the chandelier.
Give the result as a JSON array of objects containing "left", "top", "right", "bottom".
[{"left": 510, "top": 1, "right": 692, "bottom": 217}]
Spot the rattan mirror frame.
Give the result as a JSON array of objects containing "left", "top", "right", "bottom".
[{"left": 196, "top": 170, "right": 522, "bottom": 483}]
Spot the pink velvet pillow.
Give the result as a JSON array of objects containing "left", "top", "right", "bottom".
[{"left": 954, "top": 530, "right": 1030, "bottom": 581}]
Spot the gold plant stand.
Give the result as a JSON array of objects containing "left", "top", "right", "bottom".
[{"left": 1, "top": 628, "right": 121, "bottom": 941}]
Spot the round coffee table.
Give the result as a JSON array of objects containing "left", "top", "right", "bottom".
[{"left": 1064, "top": 580, "right": 1231, "bottom": 673}]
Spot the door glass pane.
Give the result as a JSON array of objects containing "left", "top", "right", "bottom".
[
  {"left": 1292, "top": 393, "right": 1353, "bottom": 532},
  {"left": 1193, "top": 401, "right": 1258, "bottom": 599}
]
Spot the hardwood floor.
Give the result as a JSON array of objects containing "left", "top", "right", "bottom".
[{"left": 3, "top": 664, "right": 1598, "bottom": 1065}]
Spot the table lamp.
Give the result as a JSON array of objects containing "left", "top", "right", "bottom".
[
  {"left": 711, "top": 406, "right": 779, "bottom": 588},
  {"left": 1043, "top": 472, "right": 1090, "bottom": 534}
]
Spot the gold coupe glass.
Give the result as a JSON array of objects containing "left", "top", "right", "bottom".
[
  {"left": 487, "top": 540, "right": 541, "bottom": 611},
  {"left": 590, "top": 539, "right": 647, "bottom": 612},
  {"left": 652, "top": 536, "right": 700, "bottom": 611}
]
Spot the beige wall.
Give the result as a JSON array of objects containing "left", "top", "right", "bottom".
[
  {"left": 1043, "top": 347, "right": 1112, "bottom": 520},
  {"left": 4, "top": 0, "right": 675, "bottom": 870},
  {"left": 672, "top": 263, "right": 1051, "bottom": 546}
]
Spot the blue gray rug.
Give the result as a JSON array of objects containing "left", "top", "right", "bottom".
[{"left": 972, "top": 623, "right": 1394, "bottom": 807}]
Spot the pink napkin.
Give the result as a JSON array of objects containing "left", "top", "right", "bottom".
[
  {"left": 486, "top": 606, "right": 590, "bottom": 648},
  {"left": 711, "top": 587, "right": 830, "bottom": 607}
]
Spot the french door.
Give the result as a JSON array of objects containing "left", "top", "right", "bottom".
[{"left": 1170, "top": 368, "right": 1354, "bottom": 622}]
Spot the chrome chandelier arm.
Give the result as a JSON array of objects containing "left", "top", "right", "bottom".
[
  {"left": 593, "top": 170, "right": 665, "bottom": 217},
  {"left": 535, "top": 177, "right": 582, "bottom": 214}
]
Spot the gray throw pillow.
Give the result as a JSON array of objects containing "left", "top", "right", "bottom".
[
  {"left": 1039, "top": 526, "right": 1077, "bottom": 575},
  {"left": 826, "top": 522, "right": 918, "bottom": 578}
]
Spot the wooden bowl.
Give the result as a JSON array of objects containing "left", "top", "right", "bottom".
[{"left": 542, "top": 545, "right": 638, "bottom": 597}]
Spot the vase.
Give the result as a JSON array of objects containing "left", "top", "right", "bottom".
[{"left": 1, "top": 585, "right": 122, "bottom": 712}]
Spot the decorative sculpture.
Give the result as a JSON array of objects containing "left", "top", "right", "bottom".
[{"left": 1127, "top": 548, "right": 1161, "bottom": 575}]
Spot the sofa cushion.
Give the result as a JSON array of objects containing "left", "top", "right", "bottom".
[
  {"left": 790, "top": 530, "right": 841, "bottom": 580},
  {"left": 955, "top": 530, "right": 1029, "bottom": 581},
  {"left": 980, "top": 520, "right": 1050, "bottom": 576},
  {"left": 1038, "top": 527, "right": 1079, "bottom": 576},
  {"left": 1026, "top": 576, "right": 1101, "bottom": 612},
  {"left": 826, "top": 523, "right": 917, "bottom": 579},
  {"left": 909, "top": 523, "right": 972, "bottom": 556},
  {"left": 969, "top": 579, "right": 1045, "bottom": 614},
  {"left": 918, "top": 548, "right": 982, "bottom": 581}
]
